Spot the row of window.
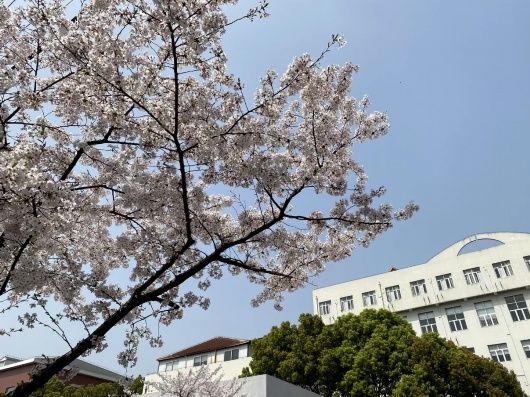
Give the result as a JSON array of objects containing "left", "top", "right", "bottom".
[
  {"left": 318, "top": 258, "right": 529, "bottom": 314},
  {"left": 416, "top": 294, "right": 530, "bottom": 335},
  {"left": 159, "top": 348, "right": 241, "bottom": 372},
  {"left": 192, "top": 348, "right": 240, "bottom": 366}
]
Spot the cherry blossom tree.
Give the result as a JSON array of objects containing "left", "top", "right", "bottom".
[
  {"left": 0, "top": 0, "right": 417, "bottom": 395},
  {"left": 147, "top": 365, "right": 242, "bottom": 397}
]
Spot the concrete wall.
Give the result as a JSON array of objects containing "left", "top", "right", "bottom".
[
  {"left": 312, "top": 232, "right": 530, "bottom": 394},
  {"left": 262, "top": 375, "right": 321, "bottom": 397}
]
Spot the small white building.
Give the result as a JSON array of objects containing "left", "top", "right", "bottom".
[
  {"left": 156, "top": 336, "right": 251, "bottom": 379},
  {"left": 313, "top": 232, "right": 530, "bottom": 394},
  {"left": 143, "top": 337, "right": 321, "bottom": 396},
  {"left": 143, "top": 336, "right": 251, "bottom": 394}
]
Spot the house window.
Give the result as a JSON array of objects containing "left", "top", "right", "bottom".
[
  {"left": 521, "top": 340, "right": 530, "bottom": 358},
  {"left": 446, "top": 306, "right": 468, "bottom": 331},
  {"left": 193, "top": 355, "right": 208, "bottom": 366},
  {"left": 492, "top": 260, "right": 513, "bottom": 278},
  {"left": 465, "top": 347, "right": 475, "bottom": 353},
  {"left": 224, "top": 348, "right": 240, "bottom": 361},
  {"left": 488, "top": 343, "right": 511, "bottom": 362},
  {"left": 463, "top": 267, "right": 481, "bottom": 285},
  {"left": 362, "top": 290, "right": 377, "bottom": 307},
  {"left": 385, "top": 285, "right": 402, "bottom": 302},
  {"left": 475, "top": 301, "right": 499, "bottom": 327},
  {"left": 319, "top": 300, "right": 331, "bottom": 315},
  {"left": 410, "top": 279, "right": 427, "bottom": 296},
  {"left": 161, "top": 360, "right": 175, "bottom": 371},
  {"left": 436, "top": 273, "right": 454, "bottom": 291},
  {"left": 340, "top": 295, "right": 354, "bottom": 312},
  {"left": 418, "top": 311, "right": 437, "bottom": 334},
  {"left": 524, "top": 256, "right": 530, "bottom": 270},
  {"left": 505, "top": 294, "right": 530, "bottom": 321}
]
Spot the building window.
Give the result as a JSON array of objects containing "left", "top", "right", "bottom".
[
  {"left": 488, "top": 343, "right": 511, "bottom": 362},
  {"left": 418, "top": 311, "right": 438, "bottom": 334},
  {"left": 475, "top": 301, "right": 499, "bottom": 327},
  {"left": 319, "top": 300, "right": 331, "bottom": 315},
  {"left": 524, "top": 256, "right": 530, "bottom": 270},
  {"left": 340, "top": 295, "right": 354, "bottom": 312},
  {"left": 362, "top": 290, "right": 377, "bottom": 307},
  {"left": 224, "top": 348, "right": 240, "bottom": 361},
  {"left": 410, "top": 279, "right": 427, "bottom": 296},
  {"left": 160, "top": 360, "right": 176, "bottom": 372},
  {"left": 463, "top": 267, "right": 481, "bottom": 285},
  {"left": 193, "top": 355, "right": 208, "bottom": 366},
  {"left": 505, "top": 294, "right": 530, "bottom": 321},
  {"left": 436, "top": 273, "right": 454, "bottom": 291},
  {"left": 521, "top": 340, "right": 530, "bottom": 358},
  {"left": 492, "top": 260, "right": 513, "bottom": 278},
  {"left": 385, "top": 285, "right": 402, "bottom": 302},
  {"left": 465, "top": 347, "right": 475, "bottom": 353},
  {"left": 446, "top": 306, "right": 468, "bottom": 331}
]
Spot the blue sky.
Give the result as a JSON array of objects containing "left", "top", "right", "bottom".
[{"left": 3, "top": 0, "right": 530, "bottom": 377}]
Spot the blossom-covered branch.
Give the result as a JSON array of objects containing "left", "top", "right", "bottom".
[{"left": 0, "top": 0, "right": 416, "bottom": 395}]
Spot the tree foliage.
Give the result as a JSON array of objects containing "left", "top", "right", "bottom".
[
  {"left": 246, "top": 310, "right": 525, "bottom": 397},
  {"left": 0, "top": 0, "right": 416, "bottom": 394},
  {"left": 12, "top": 375, "right": 142, "bottom": 397},
  {"left": 126, "top": 375, "right": 144, "bottom": 396},
  {"left": 29, "top": 377, "right": 124, "bottom": 397},
  {"left": 0, "top": 375, "right": 143, "bottom": 397}
]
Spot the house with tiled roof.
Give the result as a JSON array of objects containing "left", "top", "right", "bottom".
[
  {"left": 156, "top": 336, "right": 250, "bottom": 366},
  {"left": 143, "top": 336, "right": 251, "bottom": 394}
]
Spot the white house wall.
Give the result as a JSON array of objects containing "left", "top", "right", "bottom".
[
  {"left": 145, "top": 345, "right": 252, "bottom": 394},
  {"left": 146, "top": 357, "right": 251, "bottom": 383}
]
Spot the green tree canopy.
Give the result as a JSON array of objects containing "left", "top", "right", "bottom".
[
  {"left": 23, "top": 375, "right": 143, "bottom": 397},
  {"left": 245, "top": 310, "right": 525, "bottom": 397}
]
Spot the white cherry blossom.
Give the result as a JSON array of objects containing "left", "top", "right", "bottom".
[{"left": 0, "top": 1, "right": 417, "bottom": 395}]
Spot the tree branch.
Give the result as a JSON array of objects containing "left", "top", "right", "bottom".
[
  {"left": 0, "top": 237, "right": 32, "bottom": 297},
  {"left": 218, "top": 256, "right": 294, "bottom": 279}
]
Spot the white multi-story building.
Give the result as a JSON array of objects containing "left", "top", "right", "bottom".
[{"left": 312, "top": 232, "right": 530, "bottom": 394}]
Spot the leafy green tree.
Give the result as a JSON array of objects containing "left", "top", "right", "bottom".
[
  {"left": 392, "top": 334, "right": 525, "bottom": 397},
  {"left": 26, "top": 376, "right": 143, "bottom": 397},
  {"left": 245, "top": 314, "right": 328, "bottom": 394},
  {"left": 126, "top": 376, "right": 144, "bottom": 396},
  {"left": 245, "top": 310, "right": 525, "bottom": 397}
]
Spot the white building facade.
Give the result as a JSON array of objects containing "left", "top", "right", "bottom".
[
  {"left": 143, "top": 336, "right": 252, "bottom": 394},
  {"left": 313, "top": 232, "right": 530, "bottom": 394}
]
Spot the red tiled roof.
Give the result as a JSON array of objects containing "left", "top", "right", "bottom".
[{"left": 157, "top": 337, "right": 250, "bottom": 361}]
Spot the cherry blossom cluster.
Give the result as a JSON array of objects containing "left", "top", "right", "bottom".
[
  {"left": 0, "top": 0, "right": 416, "bottom": 393},
  {"left": 149, "top": 365, "right": 242, "bottom": 397}
]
